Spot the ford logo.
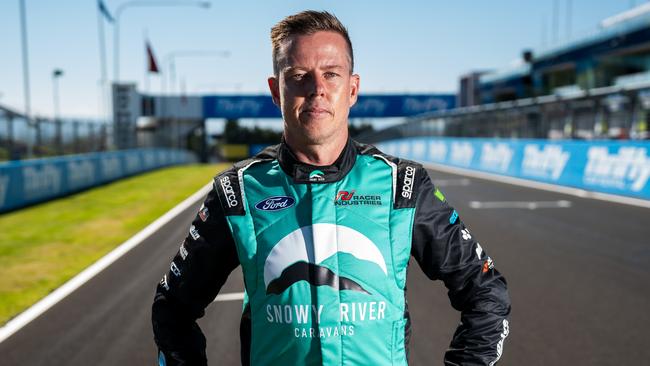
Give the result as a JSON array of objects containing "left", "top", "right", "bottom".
[{"left": 255, "top": 196, "right": 295, "bottom": 211}]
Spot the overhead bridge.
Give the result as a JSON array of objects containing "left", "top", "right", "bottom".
[{"left": 111, "top": 83, "right": 455, "bottom": 160}]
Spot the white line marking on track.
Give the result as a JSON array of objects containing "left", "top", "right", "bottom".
[
  {"left": 469, "top": 200, "right": 572, "bottom": 210},
  {"left": 0, "top": 181, "right": 215, "bottom": 344},
  {"left": 433, "top": 178, "right": 471, "bottom": 187},
  {"left": 213, "top": 292, "right": 245, "bottom": 302},
  {"left": 422, "top": 162, "right": 650, "bottom": 209}
]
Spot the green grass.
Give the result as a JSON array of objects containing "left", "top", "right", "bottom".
[{"left": 0, "top": 163, "right": 229, "bottom": 326}]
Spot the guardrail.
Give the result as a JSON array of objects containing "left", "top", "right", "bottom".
[
  {"left": 0, "top": 148, "right": 197, "bottom": 213},
  {"left": 376, "top": 138, "right": 650, "bottom": 201}
]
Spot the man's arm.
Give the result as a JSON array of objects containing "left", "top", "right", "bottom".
[
  {"left": 410, "top": 168, "right": 511, "bottom": 366},
  {"left": 152, "top": 183, "right": 240, "bottom": 366}
]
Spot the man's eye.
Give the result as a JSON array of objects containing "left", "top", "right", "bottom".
[
  {"left": 291, "top": 73, "right": 305, "bottom": 80},
  {"left": 324, "top": 72, "right": 339, "bottom": 78}
]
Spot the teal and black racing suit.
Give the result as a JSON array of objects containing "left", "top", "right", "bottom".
[{"left": 152, "top": 139, "right": 511, "bottom": 365}]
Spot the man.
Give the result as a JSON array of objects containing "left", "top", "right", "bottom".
[{"left": 152, "top": 10, "right": 510, "bottom": 366}]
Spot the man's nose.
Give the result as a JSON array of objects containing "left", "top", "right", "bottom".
[{"left": 308, "top": 74, "right": 326, "bottom": 97}]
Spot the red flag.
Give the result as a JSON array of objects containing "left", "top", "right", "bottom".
[{"left": 146, "top": 41, "right": 160, "bottom": 73}]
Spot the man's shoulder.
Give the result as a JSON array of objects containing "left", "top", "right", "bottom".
[
  {"left": 352, "top": 140, "right": 424, "bottom": 208},
  {"left": 213, "top": 144, "right": 280, "bottom": 216}
]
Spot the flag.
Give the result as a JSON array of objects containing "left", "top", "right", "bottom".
[
  {"left": 98, "top": 0, "right": 114, "bottom": 23},
  {"left": 146, "top": 41, "right": 160, "bottom": 73}
]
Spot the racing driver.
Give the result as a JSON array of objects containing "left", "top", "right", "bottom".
[{"left": 152, "top": 10, "right": 511, "bottom": 366}]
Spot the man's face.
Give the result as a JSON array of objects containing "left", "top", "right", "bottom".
[{"left": 268, "top": 31, "right": 360, "bottom": 146}]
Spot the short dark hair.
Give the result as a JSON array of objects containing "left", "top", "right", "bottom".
[{"left": 270, "top": 10, "right": 353, "bottom": 75}]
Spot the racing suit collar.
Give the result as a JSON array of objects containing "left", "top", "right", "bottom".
[{"left": 278, "top": 137, "right": 357, "bottom": 184}]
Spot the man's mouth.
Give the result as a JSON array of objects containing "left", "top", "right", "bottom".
[{"left": 300, "top": 107, "right": 331, "bottom": 119}]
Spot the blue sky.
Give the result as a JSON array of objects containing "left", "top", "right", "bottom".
[{"left": 0, "top": 0, "right": 636, "bottom": 119}]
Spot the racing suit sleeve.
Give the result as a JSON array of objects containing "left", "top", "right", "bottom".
[
  {"left": 410, "top": 168, "right": 511, "bottom": 366},
  {"left": 152, "top": 183, "right": 240, "bottom": 366}
]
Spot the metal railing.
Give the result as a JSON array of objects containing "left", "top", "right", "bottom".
[
  {"left": 358, "top": 82, "right": 650, "bottom": 144},
  {"left": 0, "top": 105, "right": 111, "bottom": 161}
]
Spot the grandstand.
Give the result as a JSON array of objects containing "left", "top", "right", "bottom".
[{"left": 362, "top": 3, "right": 650, "bottom": 142}]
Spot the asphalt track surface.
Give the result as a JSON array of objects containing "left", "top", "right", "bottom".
[{"left": 1, "top": 167, "right": 649, "bottom": 365}]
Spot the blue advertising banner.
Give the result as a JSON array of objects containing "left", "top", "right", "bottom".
[
  {"left": 202, "top": 94, "right": 456, "bottom": 119},
  {"left": 0, "top": 149, "right": 196, "bottom": 213},
  {"left": 202, "top": 95, "right": 281, "bottom": 119},
  {"left": 376, "top": 138, "right": 650, "bottom": 201},
  {"left": 350, "top": 94, "right": 456, "bottom": 118}
]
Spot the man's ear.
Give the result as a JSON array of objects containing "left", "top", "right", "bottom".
[
  {"left": 349, "top": 74, "right": 360, "bottom": 107},
  {"left": 268, "top": 76, "right": 281, "bottom": 107}
]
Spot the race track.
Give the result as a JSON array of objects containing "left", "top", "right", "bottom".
[{"left": 1, "top": 167, "right": 649, "bottom": 365}]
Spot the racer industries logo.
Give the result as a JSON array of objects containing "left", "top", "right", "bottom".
[
  {"left": 334, "top": 190, "right": 382, "bottom": 206},
  {"left": 263, "top": 224, "right": 387, "bottom": 295}
]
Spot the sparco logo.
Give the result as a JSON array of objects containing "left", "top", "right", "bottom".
[
  {"left": 255, "top": 196, "right": 295, "bottom": 211},
  {"left": 402, "top": 166, "right": 416, "bottom": 199},
  {"left": 219, "top": 176, "right": 238, "bottom": 207}
]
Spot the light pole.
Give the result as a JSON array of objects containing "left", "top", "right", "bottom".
[
  {"left": 113, "top": 1, "right": 211, "bottom": 82},
  {"left": 18, "top": 0, "right": 31, "bottom": 124},
  {"left": 52, "top": 69, "right": 64, "bottom": 153},
  {"left": 18, "top": 0, "right": 36, "bottom": 157},
  {"left": 163, "top": 50, "right": 230, "bottom": 94}
]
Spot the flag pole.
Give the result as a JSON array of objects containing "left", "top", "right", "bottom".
[
  {"left": 144, "top": 29, "right": 150, "bottom": 93},
  {"left": 97, "top": 1, "right": 108, "bottom": 122}
]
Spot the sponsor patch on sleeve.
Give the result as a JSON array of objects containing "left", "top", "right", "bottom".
[
  {"left": 394, "top": 162, "right": 421, "bottom": 209},
  {"left": 198, "top": 204, "right": 210, "bottom": 222},
  {"left": 482, "top": 257, "right": 495, "bottom": 273},
  {"left": 170, "top": 261, "right": 181, "bottom": 277},
  {"left": 449, "top": 210, "right": 459, "bottom": 224},
  {"left": 434, "top": 188, "right": 446, "bottom": 202},
  {"left": 189, "top": 225, "right": 200, "bottom": 241},
  {"left": 475, "top": 242, "right": 483, "bottom": 260},
  {"left": 160, "top": 274, "right": 170, "bottom": 290},
  {"left": 214, "top": 171, "right": 246, "bottom": 216},
  {"left": 461, "top": 228, "right": 472, "bottom": 241},
  {"left": 179, "top": 242, "right": 188, "bottom": 260}
]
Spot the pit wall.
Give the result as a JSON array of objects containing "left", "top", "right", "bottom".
[
  {"left": 375, "top": 138, "right": 650, "bottom": 201},
  {"left": 0, "top": 149, "right": 197, "bottom": 213}
]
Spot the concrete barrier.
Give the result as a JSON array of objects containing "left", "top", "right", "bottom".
[
  {"left": 376, "top": 138, "right": 650, "bottom": 201},
  {"left": 0, "top": 149, "right": 197, "bottom": 213}
]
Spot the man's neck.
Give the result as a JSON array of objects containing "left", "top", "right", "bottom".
[{"left": 284, "top": 133, "right": 348, "bottom": 166}]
